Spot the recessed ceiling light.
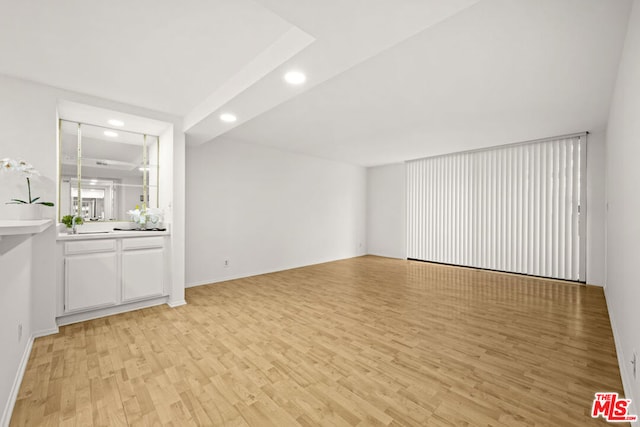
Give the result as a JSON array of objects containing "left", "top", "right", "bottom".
[
  {"left": 108, "top": 119, "right": 124, "bottom": 127},
  {"left": 284, "top": 70, "right": 306, "bottom": 85},
  {"left": 220, "top": 113, "right": 237, "bottom": 123},
  {"left": 104, "top": 130, "right": 118, "bottom": 137}
]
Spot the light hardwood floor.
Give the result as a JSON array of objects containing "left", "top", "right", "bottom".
[{"left": 11, "top": 256, "right": 625, "bottom": 426}]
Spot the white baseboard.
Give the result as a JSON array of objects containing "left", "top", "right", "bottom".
[
  {"left": 185, "top": 255, "right": 365, "bottom": 288},
  {"left": 185, "top": 268, "right": 293, "bottom": 288},
  {"left": 603, "top": 287, "right": 639, "bottom": 425},
  {"left": 167, "top": 299, "right": 187, "bottom": 308},
  {"left": 32, "top": 327, "right": 59, "bottom": 339},
  {"left": 366, "top": 251, "right": 406, "bottom": 260},
  {"left": 57, "top": 296, "right": 168, "bottom": 326},
  {"left": 185, "top": 278, "right": 217, "bottom": 288},
  {"left": 1, "top": 334, "right": 34, "bottom": 427}
]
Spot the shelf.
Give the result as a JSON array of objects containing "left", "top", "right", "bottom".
[{"left": 0, "top": 219, "right": 54, "bottom": 238}]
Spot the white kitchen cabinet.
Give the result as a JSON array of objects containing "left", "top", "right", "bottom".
[
  {"left": 58, "top": 234, "right": 168, "bottom": 322},
  {"left": 122, "top": 237, "right": 164, "bottom": 301},
  {"left": 65, "top": 248, "right": 118, "bottom": 312}
]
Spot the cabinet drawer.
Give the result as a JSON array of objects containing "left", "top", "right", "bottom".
[
  {"left": 65, "top": 239, "right": 116, "bottom": 255},
  {"left": 122, "top": 237, "right": 164, "bottom": 250}
]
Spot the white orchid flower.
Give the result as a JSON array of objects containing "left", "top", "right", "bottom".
[
  {"left": 1, "top": 158, "right": 18, "bottom": 172},
  {"left": 127, "top": 208, "right": 147, "bottom": 224},
  {"left": 1, "top": 158, "right": 53, "bottom": 206},
  {"left": 17, "top": 160, "right": 40, "bottom": 176}
]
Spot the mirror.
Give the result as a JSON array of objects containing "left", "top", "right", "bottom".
[{"left": 59, "top": 120, "right": 159, "bottom": 221}]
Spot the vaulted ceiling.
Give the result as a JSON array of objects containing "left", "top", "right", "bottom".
[{"left": 0, "top": 0, "right": 632, "bottom": 166}]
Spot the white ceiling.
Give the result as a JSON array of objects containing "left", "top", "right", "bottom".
[
  {"left": 224, "top": 0, "right": 633, "bottom": 166},
  {"left": 0, "top": 0, "right": 295, "bottom": 116},
  {"left": 1, "top": 0, "right": 633, "bottom": 166},
  {"left": 183, "top": 0, "right": 481, "bottom": 144}
]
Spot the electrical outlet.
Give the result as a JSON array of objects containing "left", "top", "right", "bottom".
[
  {"left": 17, "top": 323, "right": 22, "bottom": 342},
  {"left": 224, "top": 259, "right": 229, "bottom": 268}
]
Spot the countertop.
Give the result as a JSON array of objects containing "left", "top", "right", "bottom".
[{"left": 57, "top": 229, "right": 170, "bottom": 241}]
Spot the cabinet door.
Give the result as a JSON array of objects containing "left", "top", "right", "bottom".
[
  {"left": 122, "top": 249, "right": 164, "bottom": 302},
  {"left": 65, "top": 252, "right": 118, "bottom": 312}
]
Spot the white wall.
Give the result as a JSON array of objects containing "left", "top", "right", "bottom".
[
  {"left": 586, "top": 130, "right": 607, "bottom": 286},
  {"left": 185, "top": 138, "right": 367, "bottom": 286},
  {"left": 159, "top": 126, "right": 174, "bottom": 221},
  {"left": 366, "top": 163, "right": 406, "bottom": 259},
  {"left": 605, "top": 0, "right": 640, "bottom": 418},
  {"left": 0, "top": 236, "right": 32, "bottom": 427},
  {"left": 0, "top": 73, "right": 186, "bottom": 422},
  {"left": 0, "top": 226, "right": 56, "bottom": 427},
  {"left": 163, "top": 125, "right": 186, "bottom": 306}
]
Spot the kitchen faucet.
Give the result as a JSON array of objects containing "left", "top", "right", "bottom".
[{"left": 71, "top": 215, "right": 82, "bottom": 234}]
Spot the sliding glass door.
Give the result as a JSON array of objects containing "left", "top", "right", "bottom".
[{"left": 406, "top": 134, "right": 586, "bottom": 281}]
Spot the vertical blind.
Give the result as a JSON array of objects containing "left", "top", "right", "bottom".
[{"left": 406, "top": 134, "right": 586, "bottom": 281}]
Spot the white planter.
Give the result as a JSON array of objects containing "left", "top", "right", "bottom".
[{"left": 5, "top": 204, "right": 42, "bottom": 220}]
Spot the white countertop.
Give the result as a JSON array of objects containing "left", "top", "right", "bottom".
[
  {"left": 57, "top": 229, "right": 170, "bottom": 241},
  {"left": 0, "top": 219, "right": 54, "bottom": 237}
]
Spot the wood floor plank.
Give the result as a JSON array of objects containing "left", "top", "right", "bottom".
[{"left": 11, "top": 256, "right": 627, "bottom": 426}]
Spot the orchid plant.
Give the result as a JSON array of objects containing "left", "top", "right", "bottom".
[
  {"left": 127, "top": 205, "right": 162, "bottom": 227},
  {"left": 0, "top": 158, "right": 54, "bottom": 206},
  {"left": 127, "top": 206, "right": 147, "bottom": 226}
]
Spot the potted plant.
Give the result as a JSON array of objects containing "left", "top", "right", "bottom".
[
  {"left": 1, "top": 158, "right": 54, "bottom": 219},
  {"left": 61, "top": 214, "right": 83, "bottom": 231}
]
